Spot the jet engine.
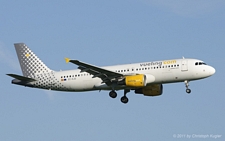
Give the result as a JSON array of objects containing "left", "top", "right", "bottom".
[
  {"left": 118, "top": 74, "right": 155, "bottom": 87},
  {"left": 135, "top": 84, "right": 163, "bottom": 96}
]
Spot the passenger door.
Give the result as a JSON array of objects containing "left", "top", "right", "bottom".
[{"left": 181, "top": 60, "right": 188, "bottom": 71}]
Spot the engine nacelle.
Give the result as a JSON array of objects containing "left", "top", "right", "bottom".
[
  {"left": 118, "top": 74, "right": 155, "bottom": 87},
  {"left": 125, "top": 74, "right": 145, "bottom": 87},
  {"left": 135, "top": 84, "right": 163, "bottom": 96}
]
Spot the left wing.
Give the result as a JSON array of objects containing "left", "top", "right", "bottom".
[{"left": 65, "top": 58, "right": 123, "bottom": 83}]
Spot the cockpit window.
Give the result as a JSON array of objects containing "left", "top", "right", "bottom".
[{"left": 195, "top": 62, "right": 207, "bottom": 65}]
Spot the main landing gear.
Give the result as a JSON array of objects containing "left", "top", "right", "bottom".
[
  {"left": 121, "top": 89, "right": 130, "bottom": 104},
  {"left": 184, "top": 80, "right": 191, "bottom": 94},
  {"left": 109, "top": 90, "right": 117, "bottom": 98},
  {"left": 109, "top": 89, "right": 130, "bottom": 104}
]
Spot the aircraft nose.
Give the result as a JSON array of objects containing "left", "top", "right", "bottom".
[{"left": 209, "top": 66, "right": 216, "bottom": 75}]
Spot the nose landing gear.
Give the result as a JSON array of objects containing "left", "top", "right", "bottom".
[{"left": 184, "top": 80, "right": 191, "bottom": 94}]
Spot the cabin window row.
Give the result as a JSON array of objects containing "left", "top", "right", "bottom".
[
  {"left": 60, "top": 64, "right": 180, "bottom": 78},
  {"left": 61, "top": 73, "right": 90, "bottom": 78},
  {"left": 115, "top": 64, "right": 180, "bottom": 73}
]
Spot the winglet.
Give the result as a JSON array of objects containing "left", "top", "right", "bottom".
[{"left": 65, "top": 58, "right": 70, "bottom": 63}]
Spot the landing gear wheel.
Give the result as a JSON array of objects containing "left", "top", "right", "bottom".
[
  {"left": 109, "top": 90, "right": 117, "bottom": 98},
  {"left": 184, "top": 80, "right": 191, "bottom": 94},
  {"left": 121, "top": 96, "right": 129, "bottom": 104},
  {"left": 186, "top": 89, "right": 191, "bottom": 94}
]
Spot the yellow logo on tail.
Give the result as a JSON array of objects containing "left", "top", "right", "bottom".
[{"left": 25, "top": 53, "right": 30, "bottom": 58}]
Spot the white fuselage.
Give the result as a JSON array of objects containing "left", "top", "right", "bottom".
[{"left": 30, "top": 58, "right": 215, "bottom": 92}]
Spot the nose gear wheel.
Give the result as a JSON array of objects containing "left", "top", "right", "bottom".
[{"left": 184, "top": 80, "right": 191, "bottom": 94}]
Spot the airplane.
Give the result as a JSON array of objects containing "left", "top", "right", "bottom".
[{"left": 7, "top": 43, "right": 216, "bottom": 104}]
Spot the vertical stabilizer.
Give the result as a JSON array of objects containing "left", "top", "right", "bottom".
[{"left": 14, "top": 43, "right": 52, "bottom": 77}]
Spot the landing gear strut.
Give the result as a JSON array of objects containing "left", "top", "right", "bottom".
[
  {"left": 109, "top": 90, "right": 117, "bottom": 98},
  {"left": 120, "top": 89, "right": 130, "bottom": 104},
  {"left": 184, "top": 80, "right": 191, "bottom": 94}
]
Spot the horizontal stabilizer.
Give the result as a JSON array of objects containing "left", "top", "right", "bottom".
[{"left": 7, "top": 74, "right": 36, "bottom": 82}]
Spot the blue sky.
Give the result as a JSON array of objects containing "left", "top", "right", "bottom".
[{"left": 0, "top": 0, "right": 225, "bottom": 140}]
